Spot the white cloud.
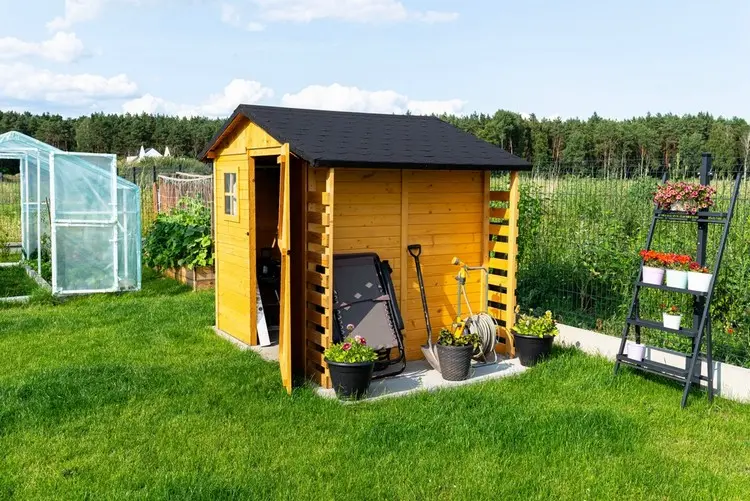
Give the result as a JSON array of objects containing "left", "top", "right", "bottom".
[
  {"left": 281, "top": 83, "right": 465, "bottom": 115},
  {"left": 0, "top": 63, "right": 138, "bottom": 106},
  {"left": 47, "top": 0, "right": 107, "bottom": 30},
  {"left": 221, "top": 2, "right": 266, "bottom": 31},
  {"left": 222, "top": 0, "right": 457, "bottom": 27},
  {"left": 221, "top": 2, "right": 242, "bottom": 25},
  {"left": 46, "top": 0, "right": 143, "bottom": 30},
  {"left": 414, "top": 10, "right": 460, "bottom": 23},
  {"left": 0, "top": 32, "right": 85, "bottom": 63},
  {"left": 123, "top": 79, "right": 274, "bottom": 117}
]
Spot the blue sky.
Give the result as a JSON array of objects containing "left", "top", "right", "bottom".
[{"left": 0, "top": 0, "right": 748, "bottom": 119}]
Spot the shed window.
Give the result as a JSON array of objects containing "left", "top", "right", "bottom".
[{"left": 223, "top": 172, "right": 237, "bottom": 216}]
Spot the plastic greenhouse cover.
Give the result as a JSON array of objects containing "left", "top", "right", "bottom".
[{"left": 0, "top": 131, "right": 141, "bottom": 294}]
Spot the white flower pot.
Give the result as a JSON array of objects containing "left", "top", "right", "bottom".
[
  {"left": 665, "top": 269, "right": 688, "bottom": 289},
  {"left": 627, "top": 342, "right": 645, "bottom": 362},
  {"left": 642, "top": 266, "right": 665, "bottom": 285},
  {"left": 663, "top": 313, "right": 682, "bottom": 331},
  {"left": 670, "top": 201, "right": 687, "bottom": 212},
  {"left": 687, "top": 271, "right": 712, "bottom": 293}
]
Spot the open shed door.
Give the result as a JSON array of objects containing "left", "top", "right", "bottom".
[{"left": 277, "top": 144, "right": 293, "bottom": 393}]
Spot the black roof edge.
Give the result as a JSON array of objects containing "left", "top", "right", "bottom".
[
  {"left": 199, "top": 109, "right": 243, "bottom": 161},
  {"left": 314, "top": 159, "right": 533, "bottom": 171}
]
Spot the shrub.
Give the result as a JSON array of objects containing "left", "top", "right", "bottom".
[{"left": 143, "top": 197, "right": 213, "bottom": 270}]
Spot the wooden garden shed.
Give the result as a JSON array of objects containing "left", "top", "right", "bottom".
[{"left": 200, "top": 105, "right": 531, "bottom": 392}]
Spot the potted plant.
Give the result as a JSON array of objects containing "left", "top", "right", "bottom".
[
  {"left": 324, "top": 335, "right": 378, "bottom": 399},
  {"left": 511, "top": 308, "right": 559, "bottom": 367},
  {"left": 627, "top": 341, "right": 645, "bottom": 362},
  {"left": 653, "top": 181, "right": 716, "bottom": 214},
  {"left": 436, "top": 327, "right": 480, "bottom": 381},
  {"left": 662, "top": 304, "right": 682, "bottom": 330},
  {"left": 639, "top": 249, "right": 665, "bottom": 285},
  {"left": 662, "top": 253, "right": 691, "bottom": 289},
  {"left": 687, "top": 261, "right": 713, "bottom": 293}
]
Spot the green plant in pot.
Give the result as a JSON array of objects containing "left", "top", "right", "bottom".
[
  {"left": 511, "top": 308, "right": 559, "bottom": 367},
  {"left": 324, "top": 335, "right": 378, "bottom": 399},
  {"left": 436, "top": 327, "right": 480, "bottom": 381}
]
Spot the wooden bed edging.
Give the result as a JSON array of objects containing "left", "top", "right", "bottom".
[{"left": 163, "top": 266, "right": 215, "bottom": 290}]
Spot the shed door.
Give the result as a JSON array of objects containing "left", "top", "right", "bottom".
[
  {"left": 277, "top": 144, "right": 293, "bottom": 393},
  {"left": 49, "top": 152, "right": 119, "bottom": 294}
]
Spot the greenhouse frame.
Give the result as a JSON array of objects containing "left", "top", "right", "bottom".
[{"left": 0, "top": 131, "right": 141, "bottom": 295}]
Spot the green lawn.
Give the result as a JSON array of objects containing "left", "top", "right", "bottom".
[
  {"left": 0, "top": 265, "right": 38, "bottom": 298},
  {"left": 1, "top": 269, "right": 749, "bottom": 500}
]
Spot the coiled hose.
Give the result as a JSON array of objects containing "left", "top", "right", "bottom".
[{"left": 461, "top": 286, "right": 498, "bottom": 364}]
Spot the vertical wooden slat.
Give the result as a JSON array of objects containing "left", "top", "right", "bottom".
[
  {"left": 505, "top": 171, "right": 520, "bottom": 356},
  {"left": 400, "top": 169, "right": 409, "bottom": 332},
  {"left": 323, "top": 168, "right": 335, "bottom": 388},
  {"left": 481, "top": 171, "right": 491, "bottom": 312},
  {"left": 248, "top": 155, "right": 258, "bottom": 346},
  {"left": 277, "top": 144, "right": 292, "bottom": 393}
]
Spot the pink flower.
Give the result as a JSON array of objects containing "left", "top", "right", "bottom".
[
  {"left": 342, "top": 343, "right": 352, "bottom": 351},
  {"left": 359, "top": 337, "right": 367, "bottom": 345}
]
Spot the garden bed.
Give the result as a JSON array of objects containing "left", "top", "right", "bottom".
[{"left": 162, "top": 266, "right": 214, "bottom": 290}]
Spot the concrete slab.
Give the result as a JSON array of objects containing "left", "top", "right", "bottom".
[
  {"left": 317, "top": 357, "right": 527, "bottom": 402},
  {"left": 214, "top": 327, "right": 279, "bottom": 362},
  {"left": 213, "top": 327, "right": 528, "bottom": 401}
]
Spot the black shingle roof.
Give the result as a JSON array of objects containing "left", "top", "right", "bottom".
[{"left": 201, "top": 105, "right": 531, "bottom": 170}]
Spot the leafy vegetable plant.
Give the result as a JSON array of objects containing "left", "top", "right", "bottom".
[{"left": 144, "top": 197, "right": 214, "bottom": 270}]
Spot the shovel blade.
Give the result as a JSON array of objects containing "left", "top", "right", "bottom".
[{"left": 421, "top": 345, "right": 441, "bottom": 372}]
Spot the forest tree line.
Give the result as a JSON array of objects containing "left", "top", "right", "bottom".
[{"left": 1, "top": 109, "right": 749, "bottom": 176}]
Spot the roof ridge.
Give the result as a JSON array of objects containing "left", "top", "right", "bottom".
[{"left": 238, "top": 104, "right": 436, "bottom": 120}]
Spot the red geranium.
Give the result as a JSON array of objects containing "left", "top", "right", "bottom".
[{"left": 689, "top": 261, "right": 710, "bottom": 274}]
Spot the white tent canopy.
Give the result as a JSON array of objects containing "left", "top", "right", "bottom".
[{"left": 0, "top": 131, "right": 141, "bottom": 295}]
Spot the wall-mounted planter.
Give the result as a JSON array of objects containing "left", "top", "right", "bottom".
[{"left": 163, "top": 266, "right": 215, "bottom": 291}]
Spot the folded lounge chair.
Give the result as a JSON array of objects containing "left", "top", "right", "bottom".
[{"left": 332, "top": 253, "right": 406, "bottom": 379}]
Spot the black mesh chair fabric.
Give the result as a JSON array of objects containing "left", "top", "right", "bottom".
[{"left": 332, "top": 254, "right": 402, "bottom": 351}]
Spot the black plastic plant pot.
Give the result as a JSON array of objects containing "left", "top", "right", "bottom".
[
  {"left": 325, "top": 359, "right": 375, "bottom": 399},
  {"left": 436, "top": 344, "right": 474, "bottom": 381},
  {"left": 513, "top": 332, "right": 554, "bottom": 367}
]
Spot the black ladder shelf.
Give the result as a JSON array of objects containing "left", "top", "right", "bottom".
[{"left": 613, "top": 154, "right": 743, "bottom": 408}]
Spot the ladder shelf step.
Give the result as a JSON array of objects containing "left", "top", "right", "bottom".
[
  {"left": 655, "top": 209, "right": 728, "bottom": 218},
  {"left": 626, "top": 318, "right": 698, "bottom": 337},
  {"left": 616, "top": 355, "right": 706, "bottom": 383},
  {"left": 635, "top": 282, "right": 708, "bottom": 296}
]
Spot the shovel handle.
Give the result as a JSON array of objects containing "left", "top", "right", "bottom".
[{"left": 407, "top": 244, "right": 422, "bottom": 258}]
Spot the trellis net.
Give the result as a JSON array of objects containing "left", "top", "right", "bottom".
[{"left": 157, "top": 172, "right": 212, "bottom": 214}]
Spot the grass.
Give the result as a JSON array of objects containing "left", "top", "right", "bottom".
[
  {"left": 0, "top": 265, "right": 38, "bottom": 298},
  {"left": 0, "top": 253, "right": 20, "bottom": 264},
  {"left": 1, "top": 269, "right": 750, "bottom": 500},
  {"left": 0, "top": 179, "right": 21, "bottom": 243}
]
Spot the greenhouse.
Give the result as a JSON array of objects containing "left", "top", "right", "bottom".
[{"left": 0, "top": 131, "right": 141, "bottom": 295}]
